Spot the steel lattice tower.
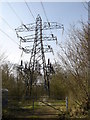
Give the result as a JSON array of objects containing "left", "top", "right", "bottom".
[
  {"left": 15, "top": 14, "right": 64, "bottom": 97},
  {"left": 29, "top": 15, "right": 48, "bottom": 96}
]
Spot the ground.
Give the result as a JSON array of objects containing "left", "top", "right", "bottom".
[
  {"left": 2, "top": 98, "right": 66, "bottom": 119},
  {"left": 2, "top": 97, "right": 89, "bottom": 119}
]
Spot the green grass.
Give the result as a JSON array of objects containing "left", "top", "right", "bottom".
[
  {"left": 3, "top": 99, "right": 66, "bottom": 118},
  {"left": 3, "top": 99, "right": 90, "bottom": 119}
]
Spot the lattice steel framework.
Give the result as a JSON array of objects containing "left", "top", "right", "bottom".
[{"left": 15, "top": 14, "right": 64, "bottom": 97}]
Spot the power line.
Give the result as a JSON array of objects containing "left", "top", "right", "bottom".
[
  {"left": 82, "top": 2, "right": 88, "bottom": 10},
  {"left": 40, "top": 1, "right": 64, "bottom": 62},
  {"left": 0, "top": 16, "right": 25, "bottom": 60},
  {"left": 0, "top": 25, "right": 24, "bottom": 65},
  {"left": 0, "top": 28, "right": 19, "bottom": 46},
  {"left": 27, "top": 2, "right": 37, "bottom": 17},
  {"left": 7, "top": 2, "right": 23, "bottom": 24},
  {"left": 85, "top": 1, "right": 90, "bottom": 7},
  {"left": 40, "top": 2, "right": 53, "bottom": 35},
  {"left": 40, "top": 1, "right": 54, "bottom": 48},
  {"left": 24, "top": 0, "right": 35, "bottom": 21},
  {"left": 82, "top": 1, "right": 90, "bottom": 10},
  {"left": 41, "top": 2, "right": 64, "bottom": 42},
  {"left": 0, "top": 28, "right": 30, "bottom": 62},
  {"left": 41, "top": 2, "right": 49, "bottom": 24},
  {"left": 0, "top": 16, "right": 15, "bottom": 32},
  {"left": 40, "top": 2, "right": 59, "bottom": 51}
]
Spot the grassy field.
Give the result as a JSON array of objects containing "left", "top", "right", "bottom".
[
  {"left": 3, "top": 98, "right": 90, "bottom": 119},
  {"left": 2, "top": 98, "right": 66, "bottom": 118}
]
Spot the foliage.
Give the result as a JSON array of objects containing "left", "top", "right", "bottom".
[
  {"left": 50, "top": 66, "right": 68, "bottom": 99},
  {"left": 2, "top": 62, "right": 25, "bottom": 99},
  {"left": 57, "top": 21, "right": 89, "bottom": 112}
]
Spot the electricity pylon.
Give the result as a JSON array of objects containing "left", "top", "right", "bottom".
[{"left": 15, "top": 14, "right": 64, "bottom": 97}]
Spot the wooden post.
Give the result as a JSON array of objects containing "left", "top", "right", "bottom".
[
  {"left": 66, "top": 97, "right": 68, "bottom": 112},
  {"left": 33, "top": 96, "right": 34, "bottom": 114}
]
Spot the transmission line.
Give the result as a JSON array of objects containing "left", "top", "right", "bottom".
[
  {"left": 40, "top": 1, "right": 59, "bottom": 53},
  {"left": 0, "top": 26, "right": 25, "bottom": 65},
  {"left": 0, "top": 16, "right": 15, "bottom": 32},
  {"left": 40, "top": 2, "right": 53, "bottom": 48},
  {"left": 0, "top": 16, "right": 26, "bottom": 63},
  {"left": 0, "top": 28, "right": 19, "bottom": 46},
  {"left": 40, "top": 2, "right": 53, "bottom": 34},
  {"left": 40, "top": 1, "right": 65, "bottom": 63},
  {"left": 82, "top": 2, "right": 88, "bottom": 10},
  {"left": 7, "top": 2, "right": 23, "bottom": 24},
  {"left": 27, "top": 2, "right": 37, "bottom": 17},
  {"left": 41, "top": 2, "right": 49, "bottom": 24},
  {"left": 24, "top": 0, "right": 35, "bottom": 21}
]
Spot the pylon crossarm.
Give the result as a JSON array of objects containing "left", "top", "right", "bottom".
[
  {"left": 15, "top": 23, "right": 36, "bottom": 32},
  {"left": 19, "top": 46, "right": 32, "bottom": 53},
  {"left": 43, "top": 22, "right": 64, "bottom": 30},
  {"left": 18, "top": 34, "right": 57, "bottom": 42},
  {"left": 15, "top": 22, "right": 64, "bottom": 32},
  {"left": 20, "top": 35, "right": 35, "bottom": 42},
  {"left": 43, "top": 35, "right": 57, "bottom": 41}
]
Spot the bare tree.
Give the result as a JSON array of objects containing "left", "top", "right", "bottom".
[{"left": 57, "top": 21, "right": 89, "bottom": 111}]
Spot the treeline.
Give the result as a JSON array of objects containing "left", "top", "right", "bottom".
[
  {"left": 2, "top": 62, "right": 25, "bottom": 99},
  {"left": 55, "top": 21, "right": 89, "bottom": 115}
]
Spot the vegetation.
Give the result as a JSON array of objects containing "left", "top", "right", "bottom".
[
  {"left": 1, "top": 21, "right": 90, "bottom": 119},
  {"left": 50, "top": 68, "right": 67, "bottom": 100},
  {"left": 56, "top": 21, "right": 89, "bottom": 117}
]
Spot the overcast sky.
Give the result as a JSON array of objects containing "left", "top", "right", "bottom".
[{"left": 0, "top": 2, "right": 88, "bottom": 64}]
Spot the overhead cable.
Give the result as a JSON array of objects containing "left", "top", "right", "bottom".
[
  {"left": 7, "top": 2, "right": 23, "bottom": 24},
  {"left": 0, "top": 28, "right": 19, "bottom": 46},
  {"left": 24, "top": 0, "right": 35, "bottom": 21},
  {"left": 0, "top": 16, "right": 15, "bottom": 32}
]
